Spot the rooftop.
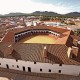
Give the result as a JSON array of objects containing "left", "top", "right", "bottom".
[{"left": 0, "top": 26, "right": 80, "bottom": 65}]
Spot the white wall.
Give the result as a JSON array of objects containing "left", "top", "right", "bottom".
[
  {"left": 44, "top": 22, "right": 61, "bottom": 26},
  {"left": 0, "top": 58, "right": 80, "bottom": 76}
]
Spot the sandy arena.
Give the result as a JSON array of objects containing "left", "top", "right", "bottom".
[{"left": 20, "top": 35, "right": 57, "bottom": 44}]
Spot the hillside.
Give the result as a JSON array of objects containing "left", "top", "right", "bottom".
[
  {"left": 31, "top": 11, "right": 61, "bottom": 16},
  {"left": 5, "top": 13, "right": 27, "bottom": 17},
  {"left": 0, "top": 11, "right": 80, "bottom": 17},
  {"left": 64, "top": 12, "right": 80, "bottom": 17}
]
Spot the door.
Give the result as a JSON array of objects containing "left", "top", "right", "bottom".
[
  {"left": 23, "top": 66, "right": 25, "bottom": 71},
  {"left": 6, "top": 64, "right": 9, "bottom": 69},
  {"left": 28, "top": 67, "right": 31, "bottom": 72}
]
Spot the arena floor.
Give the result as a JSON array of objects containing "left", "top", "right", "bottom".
[{"left": 20, "top": 35, "right": 57, "bottom": 44}]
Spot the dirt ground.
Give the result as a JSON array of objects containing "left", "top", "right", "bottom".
[{"left": 20, "top": 35, "right": 57, "bottom": 44}]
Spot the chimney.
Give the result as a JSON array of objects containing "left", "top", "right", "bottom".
[
  {"left": 43, "top": 46, "right": 47, "bottom": 58},
  {"left": 73, "top": 39, "right": 78, "bottom": 46},
  {"left": 8, "top": 45, "right": 13, "bottom": 54},
  {"left": 67, "top": 47, "right": 72, "bottom": 59},
  {"left": 72, "top": 46, "right": 78, "bottom": 57},
  {"left": 31, "top": 21, "right": 34, "bottom": 26}
]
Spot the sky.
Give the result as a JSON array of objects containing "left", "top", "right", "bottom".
[{"left": 0, "top": 0, "right": 80, "bottom": 15}]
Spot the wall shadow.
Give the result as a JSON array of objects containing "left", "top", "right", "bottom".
[
  {"left": 0, "top": 50, "right": 4, "bottom": 58},
  {"left": 8, "top": 49, "right": 22, "bottom": 60},
  {"left": 47, "top": 52, "right": 63, "bottom": 64}
]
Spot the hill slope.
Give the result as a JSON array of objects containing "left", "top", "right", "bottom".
[
  {"left": 0, "top": 11, "right": 80, "bottom": 17},
  {"left": 64, "top": 12, "right": 80, "bottom": 17},
  {"left": 31, "top": 11, "right": 61, "bottom": 16}
]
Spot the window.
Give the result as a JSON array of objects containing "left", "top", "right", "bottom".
[
  {"left": 59, "top": 64, "right": 62, "bottom": 66},
  {"left": 17, "top": 65, "right": 19, "bottom": 68},
  {"left": 58, "top": 70, "right": 61, "bottom": 73},
  {"left": 34, "top": 62, "right": 36, "bottom": 64},
  {"left": 6, "top": 64, "right": 9, "bottom": 69},
  {"left": 40, "top": 68, "right": 42, "bottom": 71},
  {"left": 49, "top": 69, "right": 51, "bottom": 72},
  {"left": 28, "top": 67, "right": 31, "bottom": 72},
  {"left": 23, "top": 66, "right": 25, "bottom": 71},
  {"left": 12, "top": 65, "right": 14, "bottom": 67},
  {"left": 16, "top": 60, "right": 18, "bottom": 62}
]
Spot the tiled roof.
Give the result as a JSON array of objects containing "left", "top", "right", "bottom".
[
  {"left": 14, "top": 26, "right": 70, "bottom": 34},
  {"left": 0, "top": 42, "right": 14, "bottom": 57},
  {"left": 0, "top": 43, "right": 79, "bottom": 65},
  {"left": 1, "top": 26, "right": 72, "bottom": 45},
  {"left": 2, "top": 31, "right": 14, "bottom": 42},
  {"left": 7, "top": 49, "right": 21, "bottom": 60}
]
